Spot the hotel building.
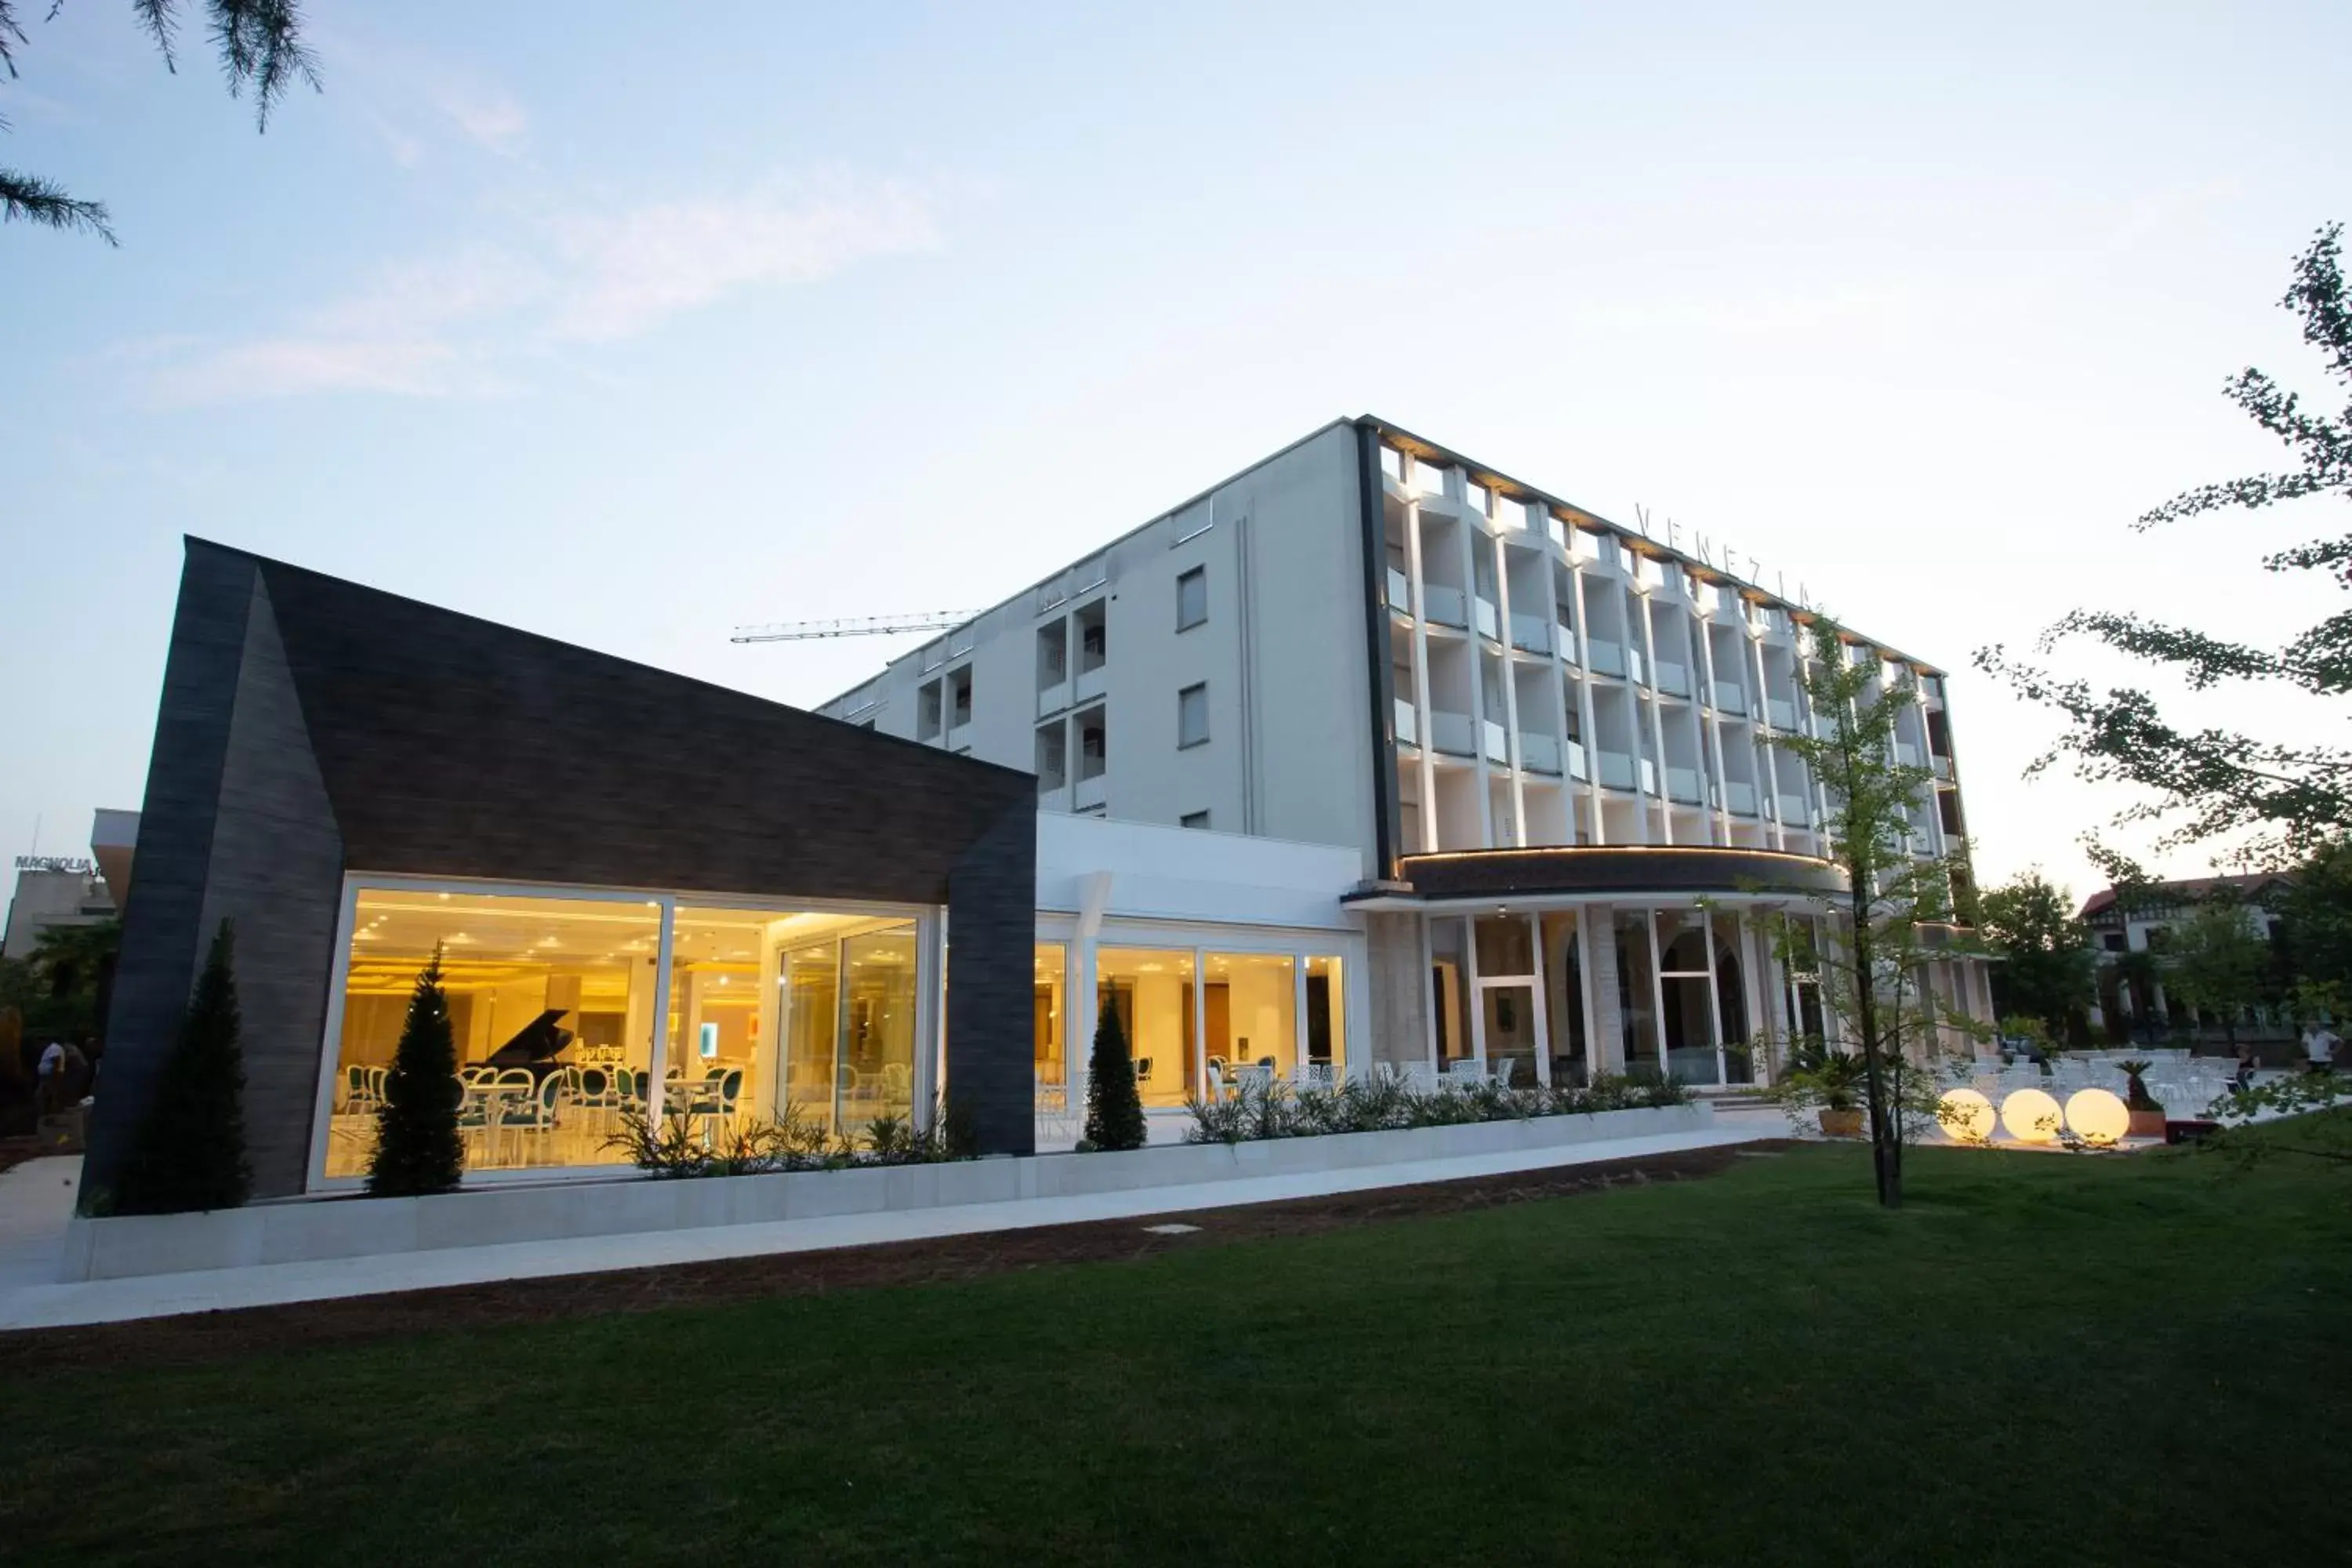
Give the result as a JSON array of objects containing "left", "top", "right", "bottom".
[{"left": 820, "top": 416, "right": 1991, "bottom": 1104}]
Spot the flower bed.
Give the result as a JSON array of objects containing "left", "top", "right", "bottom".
[{"left": 1184, "top": 1072, "right": 1690, "bottom": 1145}]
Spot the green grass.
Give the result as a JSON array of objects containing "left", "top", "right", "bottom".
[{"left": 7, "top": 1120, "right": 2351, "bottom": 1566}]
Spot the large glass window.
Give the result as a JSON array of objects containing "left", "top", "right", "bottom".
[
  {"left": 1305, "top": 955, "right": 1345, "bottom": 1081},
  {"left": 1097, "top": 947, "right": 1197, "bottom": 1108},
  {"left": 324, "top": 886, "right": 931, "bottom": 1184},
  {"left": 1614, "top": 911, "right": 1659, "bottom": 1078},
  {"left": 1541, "top": 911, "right": 1586, "bottom": 1086},
  {"left": 1715, "top": 913, "right": 1753, "bottom": 1085},
  {"left": 1657, "top": 911, "right": 1718, "bottom": 1086},
  {"left": 325, "top": 890, "right": 662, "bottom": 1178},
  {"left": 1033, "top": 943, "right": 1068, "bottom": 1092},
  {"left": 1430, "top": 918, "right": 1472, "bottom": 1066},
  {"left": 1205, "top": 952, "right": 1294, "bottom": 1089}
]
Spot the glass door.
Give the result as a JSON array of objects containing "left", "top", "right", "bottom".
[{"left": 1479, "top": 983, "right": 1540, "bottom": 1089}]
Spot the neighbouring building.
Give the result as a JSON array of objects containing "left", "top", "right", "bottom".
[
  {"left": 821, "top": 415, "right": 1992, "bottom": 1101},
  {"left": 2, "top": 807, "right": 137, "bottom": 960},
  {"left": 2081, "top": 873, "right": 2294, "bottom": 1040}
]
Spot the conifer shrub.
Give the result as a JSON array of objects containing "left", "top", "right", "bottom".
[
  {"left": 368, "top": 946, "right": 465, "bottom": 1197},
  {"left": 112, "top": 920, "right": 250, "bottom": 1214},
  {"left": 1081, "top": 1002, "right": 1147, "bottom": 1152}
]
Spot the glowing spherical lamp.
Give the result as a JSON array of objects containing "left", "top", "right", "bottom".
[
  {"left": 2064, "top": 1087, "right": 2130, "bottom": 1147},
  {"left": 1937, "top": 1087, "right": 1996, "bottom": 1145},
  {"left": 2000, "top": 1087, "right": 2064, "bottom": 1144}
]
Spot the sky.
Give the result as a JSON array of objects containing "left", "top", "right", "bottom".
[{"left": 5, "top": 2, "right": 2350, "bottom": 907}]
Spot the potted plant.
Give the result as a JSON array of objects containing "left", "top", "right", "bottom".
[
  {"left": 2117, "top": 1059, "right": 2166, "bottom": 1139},
  {"left": 1775, "top": 1045, "right": 1867, "bottom": 1138}
]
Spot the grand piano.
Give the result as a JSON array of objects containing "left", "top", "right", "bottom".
[{"left": 481, "top": 1008, "right": 575, "bottom": 1080}]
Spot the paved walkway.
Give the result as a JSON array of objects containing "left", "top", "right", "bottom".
[{"left": 0, "top": 1122, "right": 1772, "bottom": 1332}]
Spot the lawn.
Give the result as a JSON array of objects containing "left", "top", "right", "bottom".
[{"left": 5, "top": 1119, "right": 2350, "bottom": 1567}]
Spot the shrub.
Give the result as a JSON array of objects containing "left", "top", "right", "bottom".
[
  {"left": 2118, "top": 1058, "right": 2163, "bottom": 1113},
  {"left": 1082, "top": 1004, "right": 1147, "bottom": 1152},
  {"left": 111, "top": 920, "right": 250, "bottom": 1214},
  {"left": 368, "top": 947, "right": 465, "bottom": 1197},
  {"left": 606, "top": 1098, "right": 974, "bottom": 1178},
  {"left": 1180, "top": 1068, "right": 1693, "bottom": 1145}
]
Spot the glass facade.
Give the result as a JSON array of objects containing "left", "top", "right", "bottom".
[
  {"left": 1096, "top": 946, "right": 1197, "bottom": 1109},
  {"left": 1204, "top": 952, "right": 1294, "bottom": 1087},
  {"left": 322, "top": 882, "right": 931, "bottom": 1184}
]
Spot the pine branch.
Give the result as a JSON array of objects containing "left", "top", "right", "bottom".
[
  {"left": 0, "top": 2, "right": 22, "bottom": 77},
  {"left": 0, "top": 167, "right": 117, "bottom": 244},
  {"left": 133, "top": 0, "right": 178, "bottom": 71},
  {"left": 208, "top": 0, "right": 319, "bottom": 131}
]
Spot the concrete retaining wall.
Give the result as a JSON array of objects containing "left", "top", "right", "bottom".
[{"left": 60, "top": 1102, "right": 1714, "bottom": 1282}]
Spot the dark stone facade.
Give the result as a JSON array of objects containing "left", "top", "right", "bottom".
[{"left": 88, "top": 540, "right": 1039, "bottom": 1204}]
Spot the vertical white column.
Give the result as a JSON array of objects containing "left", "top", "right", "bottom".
[
  {"left": 1570, "top": 560, "right": 1606, "bottom": 844},
  {"left": 1455, "top": 481, "right": 1496, "bottom": 847},
  {"left": 1750, "top": 626, "right": 1788, "bottom": 853},
  {"left": 645, "top": 895, "right": 677, "bottom": 1125},
  {"left": 1525, "top": 911, "right": 1551, "bottom": 1089},
  {"left": 1696, "top": 608, "right": 1734, "bottom": 845},
  {"left": 1492, "top": 524, "right": 1527, "bottom": 846},
  {"left": 1635, "top": 582, "right": 1672, "bottom": 844},
  {"left": 1539, "top": 553, "right": 1573, "bottom": 847},
  {"left": 1403, "top": 492, "right": 1439, "bottom": 851},
  {"left": 1464, "top": 913, "right": 1486, "bottom": 1070}
]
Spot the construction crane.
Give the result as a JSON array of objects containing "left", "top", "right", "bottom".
[{"left": 731, "top": 609, "right": 982, "bottom": 644}]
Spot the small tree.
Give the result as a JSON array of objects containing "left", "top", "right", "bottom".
[
  {"left": 1081, "top": 1000, "right": 1146, "bottom": 1152},
  {"left": 1976, "top": 871, "right": 2096, "bottom": 1041},
  {"left": 113, "top": 919, "right": 250, "bottom": 1214},
  {"left": 368, "top": 946, "right": 466, "bottom": 1196},
  {"left": 2161, "top": 895, "right": 2273, "bottom": 1044},
  {"left": 1773, "top": 620, "right": 1984, "bottom": 1210}
]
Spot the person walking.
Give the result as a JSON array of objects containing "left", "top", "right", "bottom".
[{"left": 2302, "top": 1021, "right": 2341, "bottom": 1075}]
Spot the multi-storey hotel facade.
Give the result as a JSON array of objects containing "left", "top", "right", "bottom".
[{"left": 822, "top": 416, "right": 1992, "bottom": 1105}]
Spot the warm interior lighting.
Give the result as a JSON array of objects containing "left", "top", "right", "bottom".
[
  {"left": 2064, "top": 1087, "right": 2129, "bottom": 1147},
  {"left": 1999, "top": 1087, "right": 2063, "bottom": 1144},
  {"left": 1938, "top": 1087, "right": 1995, "bottom": 1144}
]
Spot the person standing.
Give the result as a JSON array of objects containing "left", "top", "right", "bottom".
[
  {"left": 2303, "top": 1021, "right": 2341, "bottom": 1074},
  {"left": 34, "top": 1039, "right": 66, "bottom": 1119}
]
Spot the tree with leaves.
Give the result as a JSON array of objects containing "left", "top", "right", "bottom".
[
  {"left": 368, "top": 946, "right": 466, "bottom": 1197},
  {"left": 1978, "top": 223, "right": 2352, "bottom": 869},
  {"left": 111, "top": 918, "right": 249, "bottom": 1214},
  {"left": 1081, "top": 1000, "right": 1146, "bottom": 1153},
  {"left": 1976, "top": 871, "right": 2096, "bottom": 1041},
  {"left": 1771, "top": 620, "right": 1980, "bottom": 1210},
  {"left": 2, "top": 1, "right": 317, "bottom": 245},
  {"left": 2159, "top": 894, "right": 2274, "bottom": 1045}
]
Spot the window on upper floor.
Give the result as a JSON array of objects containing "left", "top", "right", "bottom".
[
  {"left": 949, "top": 665, "right": 973, "bottom": 728},
  {"left": 1177, "top": 566, "right": 1208, "bottom": 632},
  {"left": 1178, "top": 683, "right": 1210, "bottom": 749}
]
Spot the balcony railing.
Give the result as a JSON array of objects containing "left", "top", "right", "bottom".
[
  {"left": 1653, "top": 660, "right": 1691, "bottom": 698},
  {"left": 1423, "top": 583, "right": 1468, "bottom": 628},
  {"left": 1588, "top": 638, "right": 1628, "bottom": 677},
  {"left": 1566, "top": 739, "right": 1588, "bottom": 781},
  {"left": 1665, "top": 766, "right": 1704, "bottom": 805},
  {"left": 1933, "top": 754, "right": 1953, "bottom": 780},
  {"left": 1386, "top": 565, "right": 1413, "bottom": 614},
  {"left": 1430, "top": 710, "right": 1476, "bottom": 757},
  {"left": 1722, "top": 779, "right": 1759, "bottom": 817},
  {"left": 1778, "top": 793, "right": 1812, "bottom": 826},
  {"left": 1483, "top": 719, "right": 1508, "bottom": 764},
  {"left": 1074, "top": 667, "right": 1107, "bottom": 703},
  {"left": 1508, "top": 613, "right": 1552, "bottom": 654},
  {"left": 1766, "top": 696, "right": 1797, "bottom": 731},
  {"left": 1037, "top": 681, "right": 1069, "bottom": 717},
  {"left": 1074, "top": 774, "right": 1107, "bottom": 811},
  {"left": 1893, "top": 742, "right": 1922, "bottom": 767},
  {"left": 1519, "top": 732, "right": 1563, "bottom": 775},
  {"left": 946, "top": 720, "right": 972, "bottom": 752},
  {"left": 1394, "top": 697, "right": 1418, "bottom": 748},
  {"left": 1596, "top": 750, "right": 1637, "bottom": 791},
  {"left": 1473, "top": 597, "right": 1500, "bottom": 641},
  {"left": 1711, "top": 680, "right": 1746, "bottom": 715}
]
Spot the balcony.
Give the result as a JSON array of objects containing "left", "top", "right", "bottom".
[
  {"left": 1587, "top": 639, "right": 1628, "bottom": 678},
  {"left": 1073, "top": 773, "right": 1107, "bottom": 812},
  {"left": 1556, "top": 619, "right": 1580, "bottom": 664},
  {"left": 1423, "top": 583, "right": 1468, "bottom": 629},
  {"left": 1508, "top": 613, "right": 1552, "bottom": 655},
  {"left": 1893, "top": 742, "right": 1922, "bottom": 768},
  {"left": 1037, "top": 785, "right": 1069, "bottom": 814},
  {"left": 1074, "top": 667, "right": 1107, "bottom": 704},
  {"left": 1386, "top": 565, "right": 1413, "bottom": 615},
  {"left": 1653, "top": 660, "right": 1692, "bottom": 698},
  {"left": 1483, "top": 719, "right": 1508, "bottom": 764},
  {"left": 1473, "top": 597, "right": 1500, "bottom": 641},
  {"left": 1933, "top": 754, "right": 1954, "bottom": 780},
  {"left": 1566, "top": 739, "right": 1588, "bottom": 781},
  {"left": 1036, "top": 681, "right": 1069, "bottom": 718},
  {"left": 946, "top": 720, "right": 971, "bottom": 752},
  {"left": 1723, "top": 780, "right": 1759, "bottom": 817},
  {"left": 1779, "top": 793, "right": 1813, "bottom": 826},
  {"left": 1430, "top": 710, "right": 1476, "bottom": 757},
  {"left": 1597, "top": 750, "right": 1637, "bottom": 790},
  {"left": 1766, "top": 696, "right": 1797, "bottom": 731},
  {"left": 1665, "top": 766, "right": 1704, "bottom": 805},
  {"left": 1711, "top": 681, "right": 1747, "bottom": 716},
  {"left": 1520, "top": 732, "right": 1563, "bottom": 775}
]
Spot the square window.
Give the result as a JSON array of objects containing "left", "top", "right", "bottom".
[
  {"left": 1176, "top": 566, "right": 1208, "bottom": 632},
  {"left": 1181, "top": 811, "right": 1211, "bottom": 829},
  {"left": 1178, "top": 683, "right": 1209, "bottom": 749}
]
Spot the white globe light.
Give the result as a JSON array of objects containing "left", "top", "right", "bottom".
[
  {"left": 2065, "top": 1087, "right": 2130, "bottom": 1147},
  {"left": 1938, "top": 1087, "right": 1996, "bottom": 1144},
  {"left": 2000, "top": 1087, "right": 2064, "bottom": 1144}
]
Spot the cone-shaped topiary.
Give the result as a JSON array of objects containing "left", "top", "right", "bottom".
[
  {"left": 1082, "top": 1000, "right": 1147, "bottom": 1152},
  {"left": 368, "top": 946, "right": 466, "bottom": 1196},
  {"left": 113, "top": 919, "right": 250, "bottom": 1214}
]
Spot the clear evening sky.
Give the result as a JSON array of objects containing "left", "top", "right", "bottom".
[{"left": 5, "top": 2, "right": 2350, "bottom": 902}]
